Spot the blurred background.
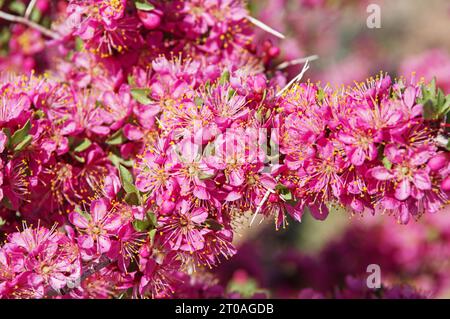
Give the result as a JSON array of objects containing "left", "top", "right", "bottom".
[{"left": 252, "top": 0, "right": 450, "bottom": 91}]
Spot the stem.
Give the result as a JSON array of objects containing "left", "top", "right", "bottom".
[
  {"left": 0, "top": 10, "right": 61, "bottom": 40},
  {"left": 276, "top": 58, "right": 311, "bottom": 97},
  {"left": 246, "top": 15, "right": 285, "bottom": 39},
  {"left": 276, "top": 55, "right": 319, "bottom": 70},
  {"left": 24, "top": 0, "right": 38, "bottom": 19}
]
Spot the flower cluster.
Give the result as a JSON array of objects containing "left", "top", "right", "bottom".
[
  {"left": 0, "top": 0, "right": 449, "bottom": 299},
  {"left": 275, "top": 75, "right": 450, "bottom": 224}
]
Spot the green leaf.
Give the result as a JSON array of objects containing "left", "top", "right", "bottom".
[
  {"left": 0, "top": 217, "right": 6, "bottom": 227},
  {"left": 108, "top": 153, "right": 134, "bottom": 168},
  {"left": 205, "top": 219, "right": 223, "bottom": 231},
  {"left": 148, "top": 228, "right": 157, "bottom": 245},
  {"left": 131, "top": 88, "right": 152, "bottom": 105},
  {"left": 135, "top": 1, "right": 155, "bottom": 11},
  {"left": 382, "top": 156, "right": 392, "bottom": 170},
  {"left": 132, "top": 219, "right": 151, "bottom": 232},
  {"left": 124, "top": 192, "right": 140, "bottom": 206},
  {"left": 75, "top": 37, "right": 84, "bottom": 51},
  {"left": 73, "top": 138, "right": 92, "bottom": 153},
  {"left": 72, "top": 153, "right": 86, "bottom": 163},
  {"left": 280, "top": 191, "right": 293, "bottom": 201},
  {"left": 10, "top": 120, "right": 31, "bottom": 149},
  {"left": 9, "top": 1, "right": 26, "bottom": 15},
  {"left": 119, "top": 165, "right": 138, "bottom": 194},
  {"left": 106, "top": 129, "right": 127, "bottom": 145},
  {"left": 219, "top": 70, "right": 230, "bottom": 85},
  {"left": 14, "top": 135, "right": 33, "bottom": 151},
  {"left": 147, "top": 211, "right": 158, "bottom": 227},
  {"left": 30, "top": 8, "right": 42, "bottom": 22},
  {"left": 422, "top": 100, "right": 437, "bottom": 120},
  {"left": 194, "top": 96, "right": 204, "bottom": 107}
]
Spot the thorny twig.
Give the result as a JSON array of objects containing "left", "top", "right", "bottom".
[{"left": 0, "top": 10, "right": 61, "bottom": 40}]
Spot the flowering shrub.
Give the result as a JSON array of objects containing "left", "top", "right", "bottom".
[{"left": 0, "top": 0, "right": 449, "bottom": 299}]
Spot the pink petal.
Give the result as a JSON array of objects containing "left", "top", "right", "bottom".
[
  {"left": 403, "top": 87, "right": 416, "bottom": 108},
  {"left": 91, "top": 199, "right": 108, "bottom": 221},
  {"left": 98, "top": 236, "right": 111, "bottom": 253},
  {"left": 309, "top": 204, "right": 329, "bottom": 221},
  {"left": 69, "top": 212, "right": 89, "bottom": 228},
  {"left": 190, "top": 208, "right": 208, "bottom": 224},
  {"left": 413, "top": 171, "right": 431, "bottom": 190},
  {"left": 225, "top": 191, "right": 242, "bottom": 201},
  {"left": 350, "top": 147, "right": 365, "bottom": 166},
  {"left": 0, "top": 131, "right": 7, "bottom": 153},
  {"left": 371, "top": 167, "right": 393, "bottom": 180},
  {"left": 395, "top": 179, "right": 411, "bottom": 201}
]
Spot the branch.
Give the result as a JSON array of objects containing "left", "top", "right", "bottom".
[
  {"left": 0, "top": 10, "right": 61, "bottom": 40},
  {"left": 24, "top": 0, "right": 38, "bottom": 19}
]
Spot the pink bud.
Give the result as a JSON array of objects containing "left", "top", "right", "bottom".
[
  {"left": 160, "top": 200, "right": 175, "bottom": 214},
  {"left": 269, "top": 193, "right": 279, "bottom": 203},
  {"left": 428, "top": 154, "right": 448, "bottom": 171},
  {"left": 268, "top": 46, "right": 280, "bottom": 58},
  {"left": 138, "top": 10, "right": 162, "bottom": 30},
  {"left": 253, "top": 75, "right": 267, "bottom": 93},
  {"left": 441, "top": 176, "right": 450, "bottom": 192}
]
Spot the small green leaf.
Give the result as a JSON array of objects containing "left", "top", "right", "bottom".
[
  {"left": 73, "top": 138, "right": 92, "bottom": 153},
  {"left": 219, "top": 70, "right": 230, "bottom": 85},
  {"left": 31, "top": 8, "right": 42, "bottom": 22},
  {"left": 422, "top": 100, "right": 437, "bottom": 120},
  {"left": 75, "top": 37, "right": 84, "bottom": 51},
  {"left": 148, "top": 228, "right": 157, "bottom": 245},
  {"left": 135, "top": 1, "right": 155, "bottom": 11},
  {"left": 131, "top": 88, "right": 152, "bottom": 105},
  {"left": 14, "top": 135, "right": 33, "bottom": 151},
  {"left": 382, "top": 156, "right": 392, "bottom": 170},
  {"left": 124, "top": 192, "right": 140, "bottom": 206},
  {"left": 106, "top": 130, "right": 127, "bottom": 145},
  {"left": 132, "top": 219, "right": 151, "bottom": 232},
  {"left": 10, "top": 120, "right": 31, "bottom": 149},
  {"left": 9, "top": 1, "right": 26, "bottom": 15},
  {"left": 205, "top": 219, "right": 223, "bottom": 231},
  {"left": 108, "top": 153, "right": 134, "bottom": 168},
  {"left": 280, "top": 191, "right": 293, "bottom": 201},
  {"left": 72, "top": 153, "right": 86, "bottom": 163},
  {"left": 119, "top": 165, "right": 138, "bottom": 194},
  {"left": 194, "top": 96, "right": 204, "bottom": 107},
  {"left": 147, "top": 211, "right": 158, "bottom": 227}
]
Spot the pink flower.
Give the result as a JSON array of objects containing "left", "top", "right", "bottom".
[
  {"left": 0, "top": 84, "right": 31, "bottom": 127},
  {"left": 1, "top": 226, "right": 81, "bottom": 298},
  {"left": 159, "top": 199, "right": 209, "bottom": 252},
  {"left": 70, "top": 199, "right": 121, "bottom": 254}
]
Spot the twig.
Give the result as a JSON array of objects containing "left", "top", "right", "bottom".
[
  {"left": 249, "top": 184, "right": 276, "bottom": 227},
  {"left": 246, "top": 15, "right": 285, "bottom": 39},
  {"left": 276, "top": 55, "right": 319, "bottom": 70},
  {"left": 24, "top": 0, "right": 38, "bottom": 19},
  {"left": 0, "top": 10, "right": 61, "bottom": 40},
  {"left": 276, "top": 58, "right": 311, "bottom": 97},
  {"left": 249, "top": 57, "right": 317, "bottom": 226}
]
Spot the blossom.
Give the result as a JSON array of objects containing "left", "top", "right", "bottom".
[
  {"left": 69, "top": 199, "right": 121, "bottom": 254},
  {"left": 159, "top": 200, "right": 209, "bottom": 252},
  {"left": 0, "top": 225, "right": 81, "bottom": 298}
]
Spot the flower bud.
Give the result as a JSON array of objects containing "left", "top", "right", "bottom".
[
  {"left": 428, "top": 153, "right": 448, "bottom": 171},
  {"left": 441, "top": 176, "right": 450, "bottom": 192},
  {"left": 138, "top": 10, "right": 162, "bottom": 30}
]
